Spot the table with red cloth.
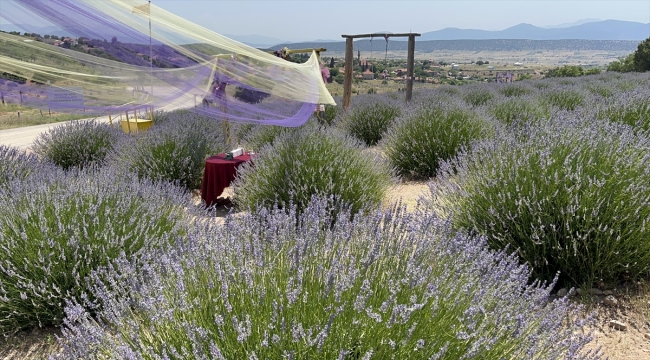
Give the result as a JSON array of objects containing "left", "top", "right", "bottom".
[{"left": 201, "top": 153, "right": 252, "bottom": 207}]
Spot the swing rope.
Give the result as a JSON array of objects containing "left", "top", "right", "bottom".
[{"left": 384, "top": 34, "right": 390, "bottom": 62}]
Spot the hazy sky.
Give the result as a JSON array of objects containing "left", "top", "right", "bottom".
[
  {"left": 152, "top": 0, "right": 650, "bottom": 41},
  {"left": 1, "top": 0, "right": 648, "bottom": 42}
]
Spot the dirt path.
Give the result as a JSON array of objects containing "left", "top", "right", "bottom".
[{"left": 0, "top": 92, "right": 195, "bottom": 151}]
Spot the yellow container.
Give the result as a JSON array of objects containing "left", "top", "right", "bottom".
[{"left": 121, "top": 119, "right": 153, "bottom": 134}]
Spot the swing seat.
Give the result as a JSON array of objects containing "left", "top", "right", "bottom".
[{"left": 120, "top": 119, "right": 153, "bottom": 133}]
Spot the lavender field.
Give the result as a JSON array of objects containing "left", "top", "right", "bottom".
[{"left": 3, "top": 71, "right": 650, "bottom": 358}]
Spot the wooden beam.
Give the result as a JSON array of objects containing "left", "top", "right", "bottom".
[
  {"left": 266, "top": 48, "right": 327, "bottom": 55},
  {"left": 343, "top": 37, "right": 353, "bottom": 110},
  {"left": 406, "top": 34, "right": 416, "bottom": 102},
  {"left": 342, "top": 33, "right": 421, "bottom": 39},
  {"left": 286, "top": 48, "right": 326, "bottom": 54}
]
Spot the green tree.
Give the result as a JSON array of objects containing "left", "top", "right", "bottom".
[
  {"left": 607, "top": 54, "right": 635, "bottom": 73},
  {"left": 334, "top": 74, "right": 344, "bottom": 84},
  {"left": 545, "top": 65, "right": 584, "bottom": 78},
  {"left": 584, "top": 68, "right": 602, "bottom": 75},
  {"left": 634, "top": 37, "right": 650, "bottom": 72},
  {"left": 329, "top": 57, "right": 335, "bottom": 68},
  {"left": 329, "top": 68, "right": 339, "bottom": 77}
]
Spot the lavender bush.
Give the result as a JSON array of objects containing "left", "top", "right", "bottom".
[
  {"left": 383, "top": 104, "right": 493, "bottom": 179},
  {"left": 498, "top": 84, "right": 533, "bottom": 98},
  {"left": 598, "top": 91, "right": 650, "bottom": 132},
  {"left": 430, "top": 114, "right": 650, "bottom": 286},
  {"left": 338, "top": 96, "right": 402, "bottom": 146},
  {"left": 437, "top": 86, "right": 460, "bottom": 96},
  {"left": 241, "top": 124, "right": 296, "bottom": 152},
  {"left": 312, "top": 100, "right": 340, "bottom": 127},
  {"left": 462, "top": 87, "right": 495, "bottom": 107},
  {"left": 320, "top": 103, "right": 339, "bottom": 126},
  {"left": 32, "top": 120, "right": 123, "bottom": 170},
  {"left": 111, "top": 110, "right": 226, "bottom": 191},
  {"left": 533, "top": 82, "right": 551, "bottom": 90},
  {"left": 586, "top": 84, "right": 615, "bottom": 99},
  {"left": 542, "top": 88, "right": 585, "bottom": 111},
  {"left": 0, "top": 167, "right": 189, "bottom": 334},
  {"left": 233, "top": 126, "right": 393, "bottom": 216},
  {"left": 233, "top": 123, "right": 255, "bottom": 145},
  {"left": 490, "top": 97, "right": 550, "bottom": 126},
  {"left": 56, "top": 198, "right": 599, "bottom": 359},
  {"left": 0, "top": 145, "right": 41, "bottom": 187}
]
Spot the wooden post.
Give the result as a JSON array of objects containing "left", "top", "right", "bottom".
[
  {"left": 406, "top": 34, "right": 415, "bottom": 102},
  {"left": 108, "top": 112, "right": 112, "bottom": 125},
  {"left": 125, "top": 111, "right": 132, "bottom": 134},
  {"left": 343, "top": 37, "right": 353, "bottom": 110}
]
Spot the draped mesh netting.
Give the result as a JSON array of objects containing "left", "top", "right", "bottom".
[{"left": 0, "top": 0, "right": 335, "bottom": 126}]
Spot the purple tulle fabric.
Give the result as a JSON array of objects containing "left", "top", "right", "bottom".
[{"left": 0, "top": 0, "right": 323, "bottom": 127}]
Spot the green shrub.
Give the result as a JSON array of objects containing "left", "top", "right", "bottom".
[
  {"left": 233, "top": 126, "right": 393, "bottom": 216},
  {"left": 338, "top": 97, "right": 401, "bottom": 146},
  {"left": 431, "top": 117, "right": 650, "bottom": 286},
  {"left": 112, "top": 111, "right": 226, "bottom": 191},
  {"left": 383, "top": 105, "right": 493, "bottom": 179},
  {"left": 545, "top": 65, "right": 584, "bottom": 78},
  {"left": 32, "top": 120, "right": 123, "bottom": 170},
  {"left": 607, "top": 54, "right": 635, "bottom": 73},
  {"left": 585, "top": 68, "right": 602, "bottom": 76},
  {"left": 0, "top": 168, "right": 188, "bottom": 333},
  {"left": 462, "top": 88, "right": 494, "bottom": 107}
]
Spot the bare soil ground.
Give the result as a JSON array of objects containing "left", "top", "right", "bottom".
[
  {"left": 3, "top": 182, "right": 650, "bottom": 359},
  {"left": 0, "top": 327, "right": 60, "bottom": 360},
  {"left": 581, "top": 282, "right": 650, "bottom": 359}
]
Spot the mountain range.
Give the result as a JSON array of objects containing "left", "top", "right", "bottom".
[
  {"left": 237, "top": 20, "right": 650, "bottom": 47},
  {"left": 2, "top": 19, "right": 648, "bottom": 47},
  {"left": 415, "top": 20, "right": 649, "bottom": 41}
]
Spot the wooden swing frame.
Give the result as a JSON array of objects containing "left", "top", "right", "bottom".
[{"left": 341, "top": 33, "right": 420, "bottom": 110}]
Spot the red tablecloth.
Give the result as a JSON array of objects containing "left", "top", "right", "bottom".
[{"left": 201, "top": 153, "right": 252, "bottom": 207}]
